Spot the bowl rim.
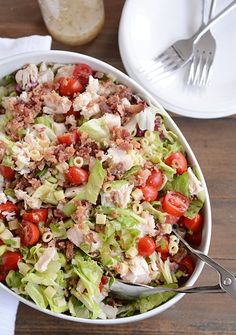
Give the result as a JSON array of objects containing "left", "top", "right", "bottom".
[{"left": 0, "top": 50, "right": 212, "bottom": 324}]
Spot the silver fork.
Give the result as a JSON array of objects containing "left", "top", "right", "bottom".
[
  {"left": 139, "top": 0, "right": 236, "bottom": 83},
  {"left": 187, "top": 0, "right": 217, "bottom": 86}
]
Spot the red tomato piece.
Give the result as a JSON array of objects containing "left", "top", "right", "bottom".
[
  {"left": 23, "top": 208, "right": 48, "bottom": 225},
  {"left": 1, "top": 251, "right": 22, "bottom": 271},
  {"left": 73, "top": 64, "right": 93, "bottom": 86},
  {"left": 179, "top": 255, "right": 195, "bottom": 276},
  {"left": 140, "top": 185, "right": 158, "bottom": 202},
  {"left": 19, "top": 222, "right": 40, "bottom": 247},
  {"left": 99, "top": 275, "right": 109, "bottom": 292},
  {"left": 0, "top": 239, "right": 3, "bottom": 246},
  {"left": 156, "top": 236, "right": 169, "bottom": 259},
  {"left": 0, "top": 202, "right": 19, "bottom": 215},
  {"left": 165, "top": 152, "right": 187, "bottom": 174},
  {"left": 185, "top": 230, "right": 202, "bottom": 247},
  {"left": 162, "top": 191, "right": 189, "bottom": 217},
  {"left": 0, "top": 165, "right": 15, "bottom": 181},
  {"left": 58, "top": 129, "right": 80, "bottom": 146},
  {"left": 138, "top": 236, "right": 156, "bottom": 257},
  {"left": 65, "top": 167, "right": 89, "bottom": 186},
  {"left": 59, "top": 77, "right": 83, "bottom": 97},
  {"left": 146, "top": 169, "right": 163, "bottom": 190},
  {"left": 181, "top": 213, "right": 203, "bottom": 234}
]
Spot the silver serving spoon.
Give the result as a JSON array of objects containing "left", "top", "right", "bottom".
[{"left": 110, "top": 228, "right": 236, "bottom": 300}]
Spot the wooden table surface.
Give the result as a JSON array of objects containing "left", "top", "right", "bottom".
[{"left": 0, "top": 1, "right": 236, "bottom": 334}]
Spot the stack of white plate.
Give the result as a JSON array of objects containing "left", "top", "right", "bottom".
[{"left": 118, "top": 0, "right": 236, "bottom": 118}]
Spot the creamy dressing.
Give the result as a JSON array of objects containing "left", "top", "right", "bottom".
[{"left": 38, "top": 0, "right": 105, "bottom": 46}]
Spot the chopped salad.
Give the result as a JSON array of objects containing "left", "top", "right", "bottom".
[{"left": 0, "top": 62, "right": 205, "bottom": 319}]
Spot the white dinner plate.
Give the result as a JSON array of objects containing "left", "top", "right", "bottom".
[{"left": 119, "top": 0, "right": 236, "bottom": 118}]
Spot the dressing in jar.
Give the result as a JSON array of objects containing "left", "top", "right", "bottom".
[{"left": 38, "top": 0, "right": 105, "bottom": 46}]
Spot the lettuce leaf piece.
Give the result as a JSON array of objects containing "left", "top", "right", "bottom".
[
  {"left": 44, "top": 287, "right": 68, "bottom": 313},
  {"left": 2, "top": 155, "right": 14, "bottom": 168},
  {"left": 98, "top": 206, "right": 146, "bottom": 225},
  {"left": 184, "top": 198, "right": 204, "bottom": 219},
  {"left": 25, "top": 282, "right": 48, "bottom": 309},
  {"left": 68, "top": 296, "right": 90, "bottom": 318},
  {"left": 0, "top": 133, "right": 14, "bottom": 149},
  {"left": 79, "top": 117, "right": 110, "bottom": 143},
  {"left": 35, "top": 115, "right": 53, "bottom": 129},
  {"left": 6, "top": 270, "right": 22, "bottom": 288},
  {"left": 22, "top": 260, "right": 61, "bottom": 286},
  {"left": 72, "top": 257, "right": 103, "bottom": 319},
  {"left": 141, "top": 202, "right": 165, "bottom": 224},
  {"left": 63, "top": 160, "right": 106, "bottom": 216},
  {"left": 138, "top": 286, "right": 177, "bottom": 313},
  {"left": 122, "top": 165, "right": 140, "bottom": 179},
  {"left": 117, "top": 284, "right": 177, "bottom": 316},
  {"left": 172, "top": 172, "right": 189, "bottom": 197},
  {"left": 32, "top": 181, "right": 58, "bottom": 205},
  {"left": 157, "top": 160, "right": 176, "bottom": 181}
]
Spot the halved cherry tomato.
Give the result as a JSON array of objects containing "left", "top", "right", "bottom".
[
  {"left": 146, "top": 169, "right": 163, "bottom": 190},
  {"left": 140, "top": 185, "right": 158, "bottom": 202},
  {"left": 165, "top": 152, "right": 187, "bottom": 174},
  {"left": 65, "top": 167, "right": 89, "bottom": 186},
  {"left": 0, "top": 239, "right": 3, "bottom": 246},
  {"left": 57, "top": 130, "right": 79, "bottom": 146},
  {"left": 73, "top": 64, "right": 93, "bottom": 86},
  {"left": 0, "top": 165, "right": 15, "bottom": 181},
  {"left": 156, "top": 236, "right": 169, "bottom": 259},
  {"left": 178, "top": 255, "right": 194, "bottom": 276},
  {"left": 185, "top": 230, "right": 202, "bottom": 247},
  {"left": 138, "top": 236, "right": 156, "bottom": 257},
  {"left": 23, "top": 208, "right": 48, "bottom": 225},
  {"left": 1, "top": 251, "right": 22, "bottom": 271},
  {"left": 59, "top": 77, "right": 83, "bottom": 97},
  {"left": 19, "top": 222, "right": 40, "bottom": 246},
  {"left": 0, "top": 202, "right": 19, "bottom": 215},
  {"left": 162, "top": 191, "right": 189, "bottom": 217},
  {"left": 181, "top": 213, "right": 203, "bottom": 234}
]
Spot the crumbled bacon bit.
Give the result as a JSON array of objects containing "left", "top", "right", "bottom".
[
  {"left": 4, "top": 83, "right": 56, "bottom": 140},
  {"left": 99, "top": 101, "right": 112, "bottom": 114},
  {"left": 57, "top": 145, "right": 75, "bottom": 163},
  {"left": 28, "top": 178, "right": 41, "bottom": 190},
  {"left": 107, "top": 162, "right": 126, "bottom": 179},
  {"left": 74, "top": 201, "right": 91, "bottom": 227},
  {"left": 53, "top": 208, "right": 65, "bottom": 220},
  {"left": 65, "top": 241, "right": 74, "bottom": 261}
]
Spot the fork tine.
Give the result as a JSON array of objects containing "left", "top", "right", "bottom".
[
  {"left": 187, "top": 54, "right": 198, "bottom": 85},
  {"left": 193, "top": 53, "right": 204, "bottom": 86},
  {"left": 154, "top": 47, "right": 173, "bottom": 62},
  {"left": 200, "top": 54, "right": 214, "bottom": 86},
  {"left": 149, "top": 59, "right": 184, "bottom": 83}
]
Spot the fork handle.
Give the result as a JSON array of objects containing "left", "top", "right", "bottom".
[{"left": 194, "top": 0, "right": 236, "bottom": 44}]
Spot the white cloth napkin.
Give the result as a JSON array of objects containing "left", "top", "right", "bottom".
[
  {"left": 0, "top": 289, "right": 19, "bottom": 335},
  {"left": 0, "top": 34, "right": 52, "bottom": 335},
  {"left": 0, "top": 35, "right": 52, "bottom": 59}
]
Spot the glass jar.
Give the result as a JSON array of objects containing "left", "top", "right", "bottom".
[{"left": 38, "top": 0, "right": 105, "bottom": 46}]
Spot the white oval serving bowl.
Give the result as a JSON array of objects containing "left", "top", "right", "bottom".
[{"left": 0, "top": 50, "right": 211, "bottom": 325}]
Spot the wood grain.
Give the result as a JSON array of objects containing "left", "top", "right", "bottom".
[{"left": 0, "top": 0, "right": 235, "bottom": 334}]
